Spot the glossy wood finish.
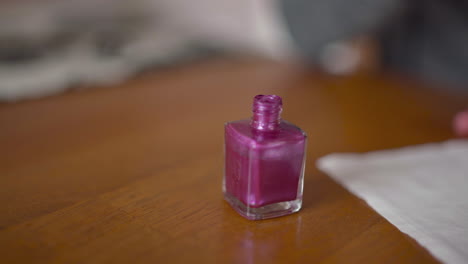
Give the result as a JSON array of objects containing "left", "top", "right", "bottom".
[{"left": 1, "top": 58, "right": 467, "bottom": 263}]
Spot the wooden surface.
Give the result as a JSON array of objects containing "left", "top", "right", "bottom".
[{"left": 1, "top": 57, "right": 467, "bottom": 263}]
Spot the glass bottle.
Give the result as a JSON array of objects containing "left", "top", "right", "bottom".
[{"left": 224, "top": 95, "right": 307, "bottom": 220}]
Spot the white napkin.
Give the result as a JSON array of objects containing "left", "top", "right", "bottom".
[{"left": 317, "top": 140, "right": 468, "bottom": 264}]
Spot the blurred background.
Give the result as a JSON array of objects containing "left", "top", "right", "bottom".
[{"left": 0, "top": 0, "right": 467, "bottom": 101}]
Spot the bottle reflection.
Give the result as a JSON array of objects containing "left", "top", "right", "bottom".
[{"left": 231, "top": 216, "right": 303, "bottom": 264}]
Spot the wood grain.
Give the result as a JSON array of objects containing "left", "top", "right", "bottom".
[{"left": 1, "top": 57, "right": 467, "bottom": 263}]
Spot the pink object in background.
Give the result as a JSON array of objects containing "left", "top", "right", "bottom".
[
  {"left": 223, "top": 95, "right": 307, "bottom": 220},
  {"left": 454, "top": 109, "right": 468, "bottom": 137}
]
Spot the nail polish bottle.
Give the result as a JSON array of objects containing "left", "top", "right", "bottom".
[{"left": 224, "top": 95, "right": 307, "bottom": 220}]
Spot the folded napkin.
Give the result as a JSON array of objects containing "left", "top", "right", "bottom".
[{"left": 317, "top": 140, "right": 468, "bottom": 264}]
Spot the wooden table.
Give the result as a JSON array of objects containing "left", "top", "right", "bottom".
[{"left": 1, "top": 58, "right": 467, "bottom": 263}]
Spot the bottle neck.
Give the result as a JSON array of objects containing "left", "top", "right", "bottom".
[{"left": 250, "top": 95, "right": 282, "bottom": 132}]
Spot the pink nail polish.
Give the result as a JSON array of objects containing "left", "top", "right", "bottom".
[{"left": 223, "top": 95, "right": 307, "bottom": 220}]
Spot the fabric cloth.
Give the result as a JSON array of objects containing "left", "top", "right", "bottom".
[{"left": 317, "top": 140, "right": 468, "bottom": 264}]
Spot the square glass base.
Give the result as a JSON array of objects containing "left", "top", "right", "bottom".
[{"left": 224, "top": 192, "right": 302, "bottom": 220}]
